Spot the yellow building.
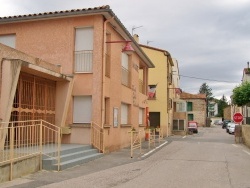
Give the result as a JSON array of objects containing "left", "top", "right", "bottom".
[{"left": 140, "top": 44, "right": 174, "bottom": 137}]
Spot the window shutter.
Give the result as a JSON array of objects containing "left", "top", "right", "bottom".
[
  {"left": 73, "top": 96, "right": 92, "bottom": 123},
  {"left": 0, "top": 34, "right": 16, "bottom": 48},
  {"left": 75, "top": 28, "right": 93, "bottom": 51},
  {"left": 121, "top": 103, "right": 128, "bottom": 124}
]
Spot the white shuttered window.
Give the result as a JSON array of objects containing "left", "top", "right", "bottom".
[
  {"left": 74, "top": 28, "right": 93, "bottom": 72},
  {"left": 73, "top": 96, "right": 92, "bottom": 123},
  {"left": 121, "top": 103, "right": 129, "bottom": 124},
  {"left": 139, "top": 108, "right": 144, "bottom": 125},
  {"left": 0, "top": 34, "right": 16, "bottom": 48}
]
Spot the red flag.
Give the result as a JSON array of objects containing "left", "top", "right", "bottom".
[{"left": 148, "top": 85, "right": 157, "bottom": 98}]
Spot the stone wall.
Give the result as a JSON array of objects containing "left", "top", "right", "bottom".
[
  {"left": 223, "top": 106, "right": 231, "bottom": 120},
  {"left": 242, "top": 125, "right": 250, "bottom": 149}
]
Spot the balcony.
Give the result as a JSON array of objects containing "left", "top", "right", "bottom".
[{"left": 74, "top": 50, "right": 93, "bottom": 73}]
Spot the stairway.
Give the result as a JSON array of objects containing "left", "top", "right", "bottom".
[{"left": 42, "top": 144, "right": 103, "bottom": 171}]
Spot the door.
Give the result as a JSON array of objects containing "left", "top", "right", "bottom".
[{"left": 149, "top": 112, "right": 160, "bottom": 128}]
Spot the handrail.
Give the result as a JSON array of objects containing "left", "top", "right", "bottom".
[
  {"left": 91, "top": 121, "right": 104, "bottom": 153},
  {"left": 0, "top": 119, "right": 61, "bottom": 180}
]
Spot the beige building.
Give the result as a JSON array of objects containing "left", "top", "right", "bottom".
[
  {"left": 0, "top": 5, "right": 154, "bottom": 152},
  {"left": 139, "top": 44, "right": 174, "bottom": 137}
]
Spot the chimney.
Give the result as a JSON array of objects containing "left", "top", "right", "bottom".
[{"left": 133, "top": 34, "right": 139, "bottom": 43}]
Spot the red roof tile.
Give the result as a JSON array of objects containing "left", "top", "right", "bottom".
[
  {"left": 0, "top": 5, "right": 110, "bottom": 21},
  {"left": 180, "top": 92, "right": 206, "bottom": 99}
]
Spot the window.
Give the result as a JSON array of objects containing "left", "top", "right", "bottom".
[
  {"left": 74, "top": 28, "right": 93, "bottom": 73},
  {"left": 176, "top": 101, "right": 186, "bottom": 112},
  {"left": 105, "top": 33, "right": 111, "bottom": 77},
  {"left": 168, "top": 73, "right": 172, "bottom": 85},
  {"left": 121, "top": 103, "right": 130, "bottom": 124},
  {"left": 0, "top": 34, "right": 16, "bottom": 48},
  {"left": 168, "top": 98, "right": 173, "bottom": 110},
  {"left": 187, "top": 102, "right": 193, "bottom": 111},
  {"left": 148, "top": 85, "right": 157, "bottom": 99},
  {"left": 188, "top": 114, "right": 194, "bottom": 121},
  {"left": 73, "top": 96, "right": 92, "bottom": 123},
  {"left": 121, "top": 53, "right": 130, "bottom": 86},
  {"left": 173, "top": 120, "right": 185, "bottom": 131},
  {"left": 139, "top": 108, "right": 144, "bottom": 125}
]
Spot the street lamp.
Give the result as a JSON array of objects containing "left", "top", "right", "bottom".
[{"left": 106, "top": 40, "right": 134, "bottom": 55}]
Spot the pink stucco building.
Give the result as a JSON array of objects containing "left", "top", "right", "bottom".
[{"left": 0, "top": 5, "right": 154, "bottom": 152}]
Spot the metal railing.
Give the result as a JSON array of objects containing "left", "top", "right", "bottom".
[
  {"left": 121, "top": 67, "right": 130, "bottom": 86},
  {"left": 148, "top": 129, "right": 156, "bottom": 149},
  {"left": 129, "top": 130, "right": 142, "bottom": 158},
  {"left": 0, "top": 120, "right": 61, "bottom": 180},
  {"left": 91, "top": 122, "right": 104, "bottom": 153},
  {"left": 155, "top": 128, "right": 164, "bottom": 143},
  {"left": 74, "top": 50, "right": 93, "bottom": 73}
]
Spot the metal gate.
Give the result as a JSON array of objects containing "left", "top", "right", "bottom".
[
  {"left": 8, "top": 72, "right": 56, "bottom": 145},
  {"left": 11, "top": 72, "right": 56, "bottom": 123}
]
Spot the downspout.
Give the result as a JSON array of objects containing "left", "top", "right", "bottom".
[
  {"left": 101, "top": 17, "right": 114, "bottom": 128},
  {"left": 164, "top": 52, "right": 170, "bottom": 137}
]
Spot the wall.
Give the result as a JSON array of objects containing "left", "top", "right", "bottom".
[
  {"left": 0, "top": 15, "right": 150, "bottom": 152},
  {"left": 187, "top": 99, "right": 206, "bottom": 127},
  {"left": 242, "top": 125, "right": 250, "bottom": 149},
  {"left": 223, "top": 106, "right": 231, "bottom": 120},
  {"left": 141, "top": 47, "right": 169, "bottom": 136},
  {"left": 0, "top": 156, "right": 40, "bottom": 183}
]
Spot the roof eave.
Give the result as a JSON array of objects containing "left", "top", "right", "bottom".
[{"left": 0, "top": 6, "right": 155, "bottom": 68}]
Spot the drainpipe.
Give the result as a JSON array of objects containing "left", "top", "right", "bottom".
[
  {"left": 164, "top": 52, "right": 170, "bottom": 137},
  {"left": 101, "top": 17, "right": 114, "bottom": 128}
]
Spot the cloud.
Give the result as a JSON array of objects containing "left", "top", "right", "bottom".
[{"left": 0, "top": 0, "right": 249, "bottom": 100}]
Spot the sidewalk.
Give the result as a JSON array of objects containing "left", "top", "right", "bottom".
[{"left": 1, "top": 138, "right": 169, "bottom": 188}]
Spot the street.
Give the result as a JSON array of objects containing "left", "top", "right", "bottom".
[{"left": 2, "top": 126, "right": 250, "bottom": 188}]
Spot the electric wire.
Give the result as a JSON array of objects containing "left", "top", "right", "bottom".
[{"left": 175, "top": 74, "right": 239, "bottom": 84}]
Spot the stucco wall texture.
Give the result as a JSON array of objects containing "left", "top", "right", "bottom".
[{"left": 0, "top": 14, "right": 149, "bottom": 151}]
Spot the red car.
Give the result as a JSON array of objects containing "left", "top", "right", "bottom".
[{"left": 187, "top": 121, "right": 198, "bottom": 133}]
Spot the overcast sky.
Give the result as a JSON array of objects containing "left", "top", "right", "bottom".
[{"left": 0, "top": 0, "right": 249, "bottom": 101}]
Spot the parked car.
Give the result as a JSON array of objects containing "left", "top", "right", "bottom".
[
  {"left": 187, "top": 121, "right": 198, "bottom": 133},
  {"left": 226, "top": 122, "right": 238, "bottom": 133},
  {"left": 214, "top": 120, "right": 223, "bottom": 125},
  {"left": 228, "top": 123, "right": 236, "bottom": 134},
  {"left": 222, "top": 120, "right": 232, "bottom": 129}
]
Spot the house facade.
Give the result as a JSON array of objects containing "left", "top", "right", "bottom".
[
  {"left": 0, "top": 5, "right": 154, "bottom": 152},
  {"left": 241, "top": 64, "right": 250, "bottom": 124},
  {"left": 139, "top": 44, "right": 174, "bottom": 137},
  {"left": 180, "top": 92, "right": 207, "bottom": 127}
]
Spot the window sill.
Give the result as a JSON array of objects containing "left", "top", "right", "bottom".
[
  {"left": 104, "top": 124, "right": 111, "bottom": 128},
  {"left": 70, "top": 123, "right": 91, "bottom": 128},
  {"left": 120, "top": 124, "right": 132, "bottom": 128}
]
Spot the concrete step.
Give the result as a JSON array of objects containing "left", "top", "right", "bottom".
[{"left": 42, "top": 145, "right": 103, "bottom": 171}]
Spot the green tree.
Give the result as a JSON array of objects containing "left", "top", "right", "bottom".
[
  {"left": 216, "top": 95, "right": 229, "bottom": 117},
  {"left": 199, "top": 82, "right": 213, "bottom": 100},
  {"left": 232, "top": 82, "right": 250, "bottom": 106}
]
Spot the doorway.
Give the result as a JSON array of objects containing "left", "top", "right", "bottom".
[{"left": 149, "top": 112, "right": 160, "bottom": 128}]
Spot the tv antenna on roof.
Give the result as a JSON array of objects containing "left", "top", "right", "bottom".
[
  {"left": 132, "top": 25, "right": 143, "bottom": 35},
  {"left": 147, "top": 40, "right": 153, "bottom": 45}
]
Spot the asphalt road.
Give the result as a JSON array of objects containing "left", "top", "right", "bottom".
[{"left": 2, "top": 125, "right": 250, "bottom": 188}]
